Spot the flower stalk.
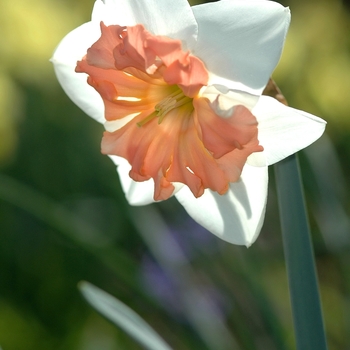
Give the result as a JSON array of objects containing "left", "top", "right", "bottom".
[
  {"left": 266, "top": 79, "right": 327, "bottom": 349},
  {"left": 274, "top": 142, "right": 328, "bottom": 349}
]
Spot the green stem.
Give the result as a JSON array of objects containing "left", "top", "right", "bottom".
[{"left": 274, "top": 154, "right": 328, "bottom": 350}]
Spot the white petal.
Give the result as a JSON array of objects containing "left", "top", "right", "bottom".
[
  {"left": 246, "top": 152, "right": 267, "bottom": 167},
  {"left": 109, "top": 156, "right": 155, "bottom": 206},
  {"left": 192, "top": 0, "right": 290, "bottom": 95},
  {"left": 175, "top": 165, "right": 268, "bottom": 246},
  {"left": 51, "top": 22, "right": 105, "bottom": 124},
  {"left": 92, "top": 0, "right": 198, "bottom": 50},
  {"left": 201, "top": 85, "right": 259, "bottom": 113},
  {"left": 255, "top": 96, "right": 326, "bottom": 165},
  {"left": 104, "top": 113, "right": 138, "bottom": 132}
]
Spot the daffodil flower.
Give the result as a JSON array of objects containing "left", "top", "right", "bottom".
[{"left": 51, "top": 0, "right": 326, "bottom": 246}]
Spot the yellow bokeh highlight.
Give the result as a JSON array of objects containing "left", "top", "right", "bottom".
[
  {"left": 0, "top": 72, "right": 23, "bottom": 164},
  {"left": 274, "top": 0, "right": 350, "bottom": 128},
  {"left": 0, "top": 0, "right": 90, "bottom": 86},
  {"left": 0, "top": 0, "right": 92, "bottom": 163}
]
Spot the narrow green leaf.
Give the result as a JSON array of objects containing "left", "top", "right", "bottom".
[
  {"left": 274, "top": 154, "right": 328, "bottom": 350},
  {"left": 79, "top": 281, "right": 173, "bottom": 350}
]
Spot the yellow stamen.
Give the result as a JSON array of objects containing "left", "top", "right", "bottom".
[
  {"left": 137, "top": 111, "right": 158, "bottom": 127},
  {"left": 137, "top": 88, "right": 192, "bottom": 126}
]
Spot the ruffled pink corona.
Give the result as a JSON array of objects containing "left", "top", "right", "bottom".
[{"left": 76, "top": 22, "right": 263, "bottom": 201}]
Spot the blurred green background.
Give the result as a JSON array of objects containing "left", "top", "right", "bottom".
[{"left": 0, "top": 0, "right": 349, "bottom": 349}]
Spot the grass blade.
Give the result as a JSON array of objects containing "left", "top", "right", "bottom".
[{"left": 79, "top": 281, "right": 172, "bottom": 350}]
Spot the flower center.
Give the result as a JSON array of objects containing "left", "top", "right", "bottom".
[
  {"left": 137, "top": 87, "right": 193, "bottom": 127},
  {"left": 76, "top": 22, "right": 263, "bottom": 201}
]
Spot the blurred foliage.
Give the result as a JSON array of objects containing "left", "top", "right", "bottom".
[{"left": 0, "top": 0, "right": 349, "bottom": 349}]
